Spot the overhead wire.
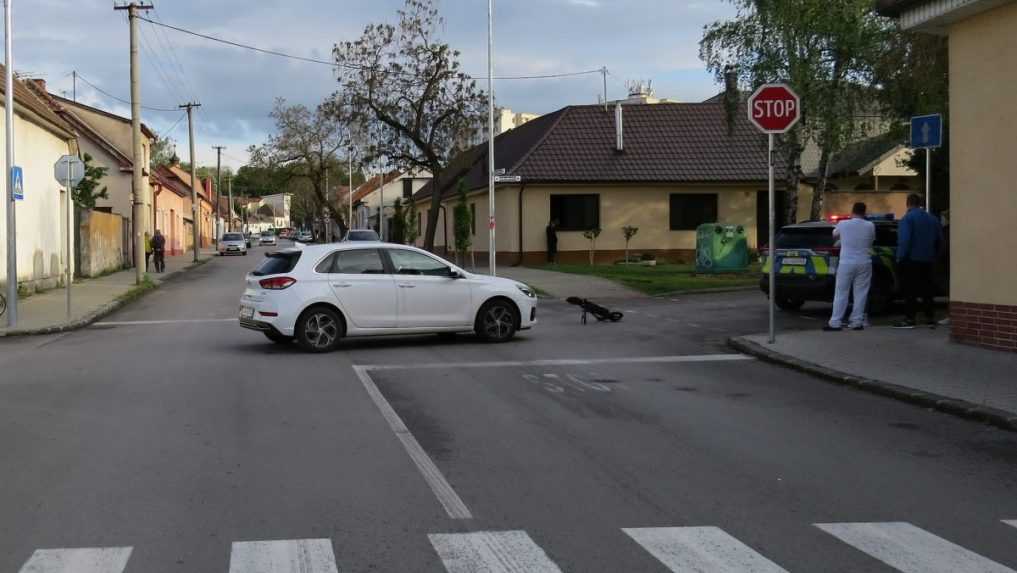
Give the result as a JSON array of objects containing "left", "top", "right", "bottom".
[
  {"left": 149, "top": 7, "right": 202, "bottom": 103},
  {"left": 138, "top": 22, "right": 187, "bottom": 105},
  {"left": 74, "top": 73, "right": 179, "bottom": 112}
]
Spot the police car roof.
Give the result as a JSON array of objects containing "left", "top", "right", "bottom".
[{"left": 783, "top": 219, "right": 896, "bottom": 230}]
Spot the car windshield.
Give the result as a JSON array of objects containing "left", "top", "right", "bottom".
[
  {"left": 251, "top": 251, "right": 301, "bottom": 276},
  {"left": 347, "top": 230, "right": 380, "bottom": 241},
  {"left": 223, "top": 233, "right": 243, "bottom": 241}
]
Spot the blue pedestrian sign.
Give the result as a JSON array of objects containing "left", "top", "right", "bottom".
[
  {"left": 910, "top": 114, "right": 943, "bottom": 149},
  {"left": 11, "top": 166, "right": 23, "bottom": 201}
]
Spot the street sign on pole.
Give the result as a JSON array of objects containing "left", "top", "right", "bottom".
[
  {"left": 493, "top": 175, "right": 521, "bottom": 184},
  {"left": 54, "top": 155, "right": 85, "bottom": 188},
  {"left": 12, "top": 165, "right": 23, "bottom": 200},
  {"left": 748, "top": 83, "right": 801, "bottom": 344},
  {"left": 909, "top": 114, "right": 942, "bottom": 149},
  {"left": 910, "top": 114, "right": 942, "bottom": 212}
]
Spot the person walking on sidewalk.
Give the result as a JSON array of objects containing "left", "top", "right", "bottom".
[
  {"left": 893, "top": 194, "right": 943, "bottom": 329},
  {"left": 824, "top": 202, "right": 875, "bottom": 332},
  {"left": 152, "top": 229, "right": 167, "bottom": 273},
  {"left": 144, "top": 232, "right": 153, "bottom": 271}
]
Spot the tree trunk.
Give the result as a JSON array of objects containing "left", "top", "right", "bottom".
[
  {"left": 810, "top": 145, "right": 833, "bottom": 221},
  {"left": 783, "top": 139, "right": 801, "bottom": 225},
  {"left": 423, "top": 169, "right": 442, "bottom": 252}
]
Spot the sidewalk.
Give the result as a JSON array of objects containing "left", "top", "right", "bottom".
[
  {"left": 0, "top": 251, "right": 215, "bottom": 337},
  {"left": 494, "top": 266, "right": 644, "bottom": 299},
  {"left": 730, "top": 327, "right": 1017, "bottom": 430}
]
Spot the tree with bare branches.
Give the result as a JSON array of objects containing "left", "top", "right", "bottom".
[{"left": 332, "top": 0, "right": 487, "bottom": 251}]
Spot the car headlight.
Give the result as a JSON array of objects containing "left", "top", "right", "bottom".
[{"left": 516, "top": 284, "right": 536, "bottom": 298}]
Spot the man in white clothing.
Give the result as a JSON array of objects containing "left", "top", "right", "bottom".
[{"left": 824, "top": 202, "right": 875, "bottom": 331}]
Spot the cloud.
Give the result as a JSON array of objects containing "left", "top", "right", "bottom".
[{"left": 10, "top": 0, "right": 735, "bottom": 168}]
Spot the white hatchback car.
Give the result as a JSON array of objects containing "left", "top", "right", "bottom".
[{"left": 239, "top": 243, "right": 537, "bottom": 352}]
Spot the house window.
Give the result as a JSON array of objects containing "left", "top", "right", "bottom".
[
  {"left": 402, "top": 178, "right": 413, "bottom": 199},
  {"left": 550, "top": 194, "right": 600, "bottom": 231},
  {"left": 470, "top": 203, "right": 476, "bottom": 235},
  {"left": 669, "top": 193, "right": 718, "bottom": 231}
]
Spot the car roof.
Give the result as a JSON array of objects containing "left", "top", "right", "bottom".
[{"left": 782, "top": 220, "right": 897, "bottom": 230}]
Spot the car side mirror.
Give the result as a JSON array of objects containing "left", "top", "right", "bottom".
[{"left": 449, "top": 269, "right": 464, "bottom": 279}]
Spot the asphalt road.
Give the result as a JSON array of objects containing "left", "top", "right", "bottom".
[{"left": 1, "top": 245, "right": 1015, "bottom": 572}]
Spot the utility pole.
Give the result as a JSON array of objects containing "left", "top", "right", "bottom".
[
  {"left": 227, "top": 173, "right": 233, "bottom": 232},
  {"left": 179, "top": 101, "right": 201, "bottom": 262},
  {"left": 601, "top": 66, "right": 608, "bottom": 106},
  {"left": 114, "top": 1, "right": 154, "bottom": 284},
  {"left": 348, "top": 143, "right": 353, "bottom": 232},
  {"left": 378, "top": 169, "right": 384, "bottom": 241},
  {"left": 213, "top": 145, "right": 224, "bottom": 247},
  {"left": 72, "top": 70, "right": 76, "bottom": 102},
  {"left": 5, "top": 0, "right": 18, "bottom": 326},
  {"left": 487, "top": 0, "right": 496, "bottom": 276},
  {"left": 324, "top": 166, "right": 330, "bottom": 242}
]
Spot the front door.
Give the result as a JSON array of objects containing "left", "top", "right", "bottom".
[
  {"left": 385, "top": 248, "right": 473, "bottom": 328},
  {"left": 324, "top": 248, "right": 398, "bottom": 329}
]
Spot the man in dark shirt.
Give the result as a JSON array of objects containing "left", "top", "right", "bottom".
[
  {"left": 152, "top": 229, "right": 167, "bottom": 273},
  {"left": 893, "top": 194, "right": 943, "bottom": 328},
  {"left": 546, "top": 219, "right": 559, "bottom": 264}
]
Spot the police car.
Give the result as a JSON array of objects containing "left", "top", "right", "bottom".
[{"left": 759, "top": 215, "right": 947, "bottom": 313}]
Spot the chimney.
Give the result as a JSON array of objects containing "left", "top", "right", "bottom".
[
  {"left": 723, "top": 65, "right": 739, "bottom": 135},
  {"left": 614, "top": 102, "right": 624, "bottom": 153},
  {"left": 31, "top": 78, "right": 47, "bottom": 93}
]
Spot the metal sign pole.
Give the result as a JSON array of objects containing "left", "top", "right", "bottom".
[
  {"left": 65, "top": 163, "right": 71, "bottom": 320},
  {"left": 768, "top": 132, "right": 776, "bottom": 344},
  {"left": 926, "top": 148, "right": 932, "bottom": 212},
  {"left": 4, "top": 0, "right": 17, "bottom": 327}
]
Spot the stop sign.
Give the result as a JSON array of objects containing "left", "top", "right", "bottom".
[{"left": 747, "top": 84, "right": 801, "bottom": 133}]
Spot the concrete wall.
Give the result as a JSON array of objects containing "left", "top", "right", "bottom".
[
  {"left": 948, "top": 0, "right": 1017, "bottom": 308},
  {"left": 77, "top": 137, "right": 132, "bottom": 219},
  {"left": 78, "top": 209, "right": 124, "bottom": 277},
  {"left": 0, "top": 107, "right": 74, "bottom": 292}
]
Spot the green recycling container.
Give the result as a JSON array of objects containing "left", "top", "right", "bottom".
[{"left": 695, "top": 223, "right": 749, "bottom": 273}]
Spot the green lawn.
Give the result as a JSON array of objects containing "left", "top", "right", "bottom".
[{"left": 538, "top": 263, "right": 760, "bottom": 295}]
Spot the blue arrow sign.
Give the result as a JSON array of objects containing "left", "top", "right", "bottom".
[
  {"left": 910, "top": 114, "right": 943, "bottom": 149},
  {"left": 11, "top": 166, "right": 23, "bottom": 201}
]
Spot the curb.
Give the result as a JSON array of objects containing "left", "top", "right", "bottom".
[
  {"left": 0, "top": 258, "right": 212, "bottom": 338},
  {"left": 653, "top": 285, "right": 758, "bottom": 298},
  {"left": 728, "top": 335, "right": 1017, "bottom": 432}
]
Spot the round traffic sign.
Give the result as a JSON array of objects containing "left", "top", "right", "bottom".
[{"left": 747, "top": 84, "right": 801, "bottom": 133}]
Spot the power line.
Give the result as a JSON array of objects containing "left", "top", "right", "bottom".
[
  {"left": 148, "top": 8, "right": 201, "bottom": 102},
  {"left": 137, "top": 15, "right": 604, "bottom": 81},
  {"left": 159, "top": 112, "right": 187, "bottom": 139},
  {"left": 138, "top": 23, "right": 187, "bottom": 105},
  {"left": 74, "top": 73, "right": 179, "bottom": 112}
]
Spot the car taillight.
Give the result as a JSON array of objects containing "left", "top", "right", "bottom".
[{"left": 259, "top": 276, "right": 296, "bottom": 290}]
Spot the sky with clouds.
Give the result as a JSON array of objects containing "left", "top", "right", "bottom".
[{"left": 11, "top": 0, "right": 736, "bottom": 169}]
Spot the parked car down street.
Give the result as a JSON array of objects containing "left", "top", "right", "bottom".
[
  {"left": 344, "top": 229, "right": 381, "bottom": 242},
  {"left": 259, "top": 233, "right": 277, "bottom": 246},
  {"left": 218, "top": 232, "right": 247, "bottom": 256},
  {"left": 239, "top": 243, "right": 538, "bottom": 352}
]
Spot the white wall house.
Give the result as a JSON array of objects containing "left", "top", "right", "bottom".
[
  {"left": 0, "top": 69, "right": 78, "bottom": 293},
  {"left": 352, "top": 170, "right": 431, "bottom": 240}
]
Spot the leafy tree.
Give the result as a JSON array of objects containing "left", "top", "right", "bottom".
[
  {"left": 405, "top": 198, "right": 420, "bottom": 245},
  {"left": 72, "top": 153, "right": 109, "bottom": 209},
  {"left": 390, "top": 198, "right": 407, "bottom": 244},
  {"left": 582, "top": 227, "right": 602, "bottom": 266},
  {"left": 452, "top": 179, "right": 472, "bottom": 264},
  {"left": 701, "top": 0, "right": 890, "bottom": 221},
  {"left": 332, "top": 0, "right": 487, "bottom": 251},
  {"left": 151, "top": 135, "right": 178, "bottom": 167},
  {"left": 250, "top": 98, "right": 350, "bottom": 236},
  {"left": 622, "top": 225, "right": 639, "bottom": 263}
]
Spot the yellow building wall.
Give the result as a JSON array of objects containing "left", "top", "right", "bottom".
[{"left": 948, "top": 1, "right": 1017, "bottom": 306}]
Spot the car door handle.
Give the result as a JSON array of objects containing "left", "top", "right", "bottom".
[
  {"left": 331, "top": 282, "right": 352, "bottom": 288},
  {"left": 397, "top": 283, "right": 416, "bottom": 288}
]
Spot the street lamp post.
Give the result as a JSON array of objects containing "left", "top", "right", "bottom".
[{"left": 4, "top": 0, "right": 17, "bottom": 327}]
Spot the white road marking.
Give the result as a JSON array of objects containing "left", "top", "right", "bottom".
[
  {"left": 542, "top": 373, "right": 560, "bottom": 379},
  {"left": 228, "top": 539, "right": 339, "bottom": 573},
  {"left": 353, "top": 366, "right": 473, "bottom": 519},
  {"left": 93, "top": 318, "right": 236, "bottom": 326},
  {"left": 815, "top": 522, "right": 1015, "bottom": 573},
  {"left": 623, "top": 527, "right": 788, "bottom": 573},
  {"left": 360, "top": 354, "right": 753, "bottom": 371},
  {"left": 521, "top": 374, "right": 540, "bottom": 384},
  {"left": 687, "top": 323, "right": 702, "bottom": 328},
  {"left": 1005, "top": 520, "right": 1017, "bottom": 529},
  {"left": 19, "top": 547, "right": 133, "bottom": 573},
  {"left": 567, "top": 374, "right": 611, "bottom": 392},
  {"left": 429, "top": 530, "right": 563, "bottom": 573}
]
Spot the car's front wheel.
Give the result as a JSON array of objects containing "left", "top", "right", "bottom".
[
  {"left": 475, "top": 299, "right": 518, "bottom": 342},
  {"left": 295, "top": 306, "right": 345, "bottom": 353}
]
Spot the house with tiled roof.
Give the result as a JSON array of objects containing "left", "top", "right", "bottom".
[
  {"left": 877, "top": 0, "right": 1017, "bottom": 352},
  {"left": 414, "top": 102, "right": 784, "bottom": 264},
  {"left": 351, "top": 170, "right": 430, "bottom": 237},
  {"left": 0, "top": 66, "right": 79, "bottom": 293}
]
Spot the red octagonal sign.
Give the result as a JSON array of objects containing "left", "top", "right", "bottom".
[{"left": 747, "top": 83, "right": 801, "bottom": 134}]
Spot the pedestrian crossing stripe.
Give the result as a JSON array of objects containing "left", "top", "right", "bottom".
[
  {"left": 18, "top": 547, "right": 132, "bottom": 573},
  {"left": 16, "top": 521, "right": 1017, "bottom": 572},
  {"left": 816, "top": 522, "right": 1016, "bottom": 573}
]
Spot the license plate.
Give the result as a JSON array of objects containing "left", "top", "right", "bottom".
[
  {"left": 239, "top": 306, "right": 254, "bottom": 320},
  {"left": 228, "top": 247, "right": 238, "bottom": 251},
  {"left": 781, "top": 257, "right": 807, "bottom": 266}
]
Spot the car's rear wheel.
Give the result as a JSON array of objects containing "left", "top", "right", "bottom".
[
  {"left": 775, "top": 296, "right": 805, "bottom": 311},
  {"left": 475, "top": 299, "right": 518, "bottom": 342},
  {"left": 295, "top": 306, "right": 345, "bottom": 353},
  {"left": 263, "top": 330, "right": 292, "bottom": 344}
]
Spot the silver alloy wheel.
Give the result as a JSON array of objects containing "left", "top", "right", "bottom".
[
  {"left": 303, "top": 312, "right": 339, "bottom": 349},
  {"left": 484, "top": 305, "right": 514, "bottom": 340}
]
